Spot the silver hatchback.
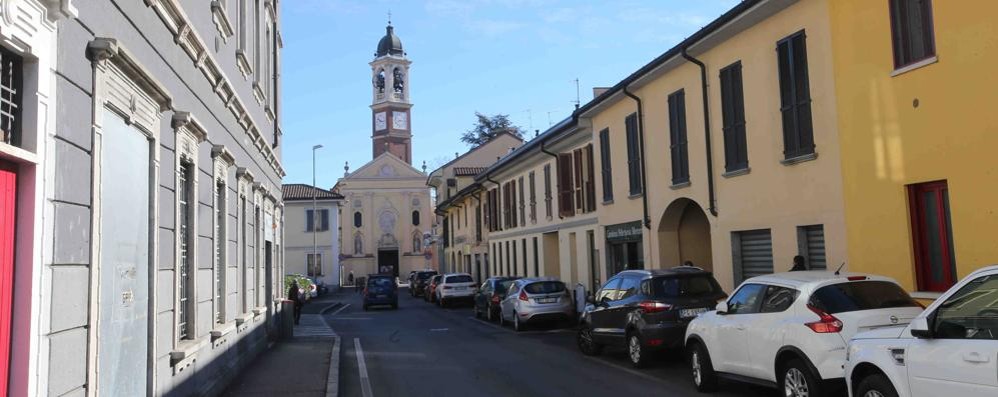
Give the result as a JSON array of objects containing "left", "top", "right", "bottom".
[{"left": 499, "top": 278, "right": 575, "bottom": 332}]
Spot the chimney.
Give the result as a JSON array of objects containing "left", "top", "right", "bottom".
[{"left": 593, "top": 87, "right": 611, "bottom": 98}]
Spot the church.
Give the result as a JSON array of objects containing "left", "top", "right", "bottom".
[{"left": 333, "top": 22, "right": 434, "bottom": 280}]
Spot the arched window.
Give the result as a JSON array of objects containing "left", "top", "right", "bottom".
[
  {"left": 354, "top": 232, "right": 364, "bottom": 255},
  {"left": 412, "top": 231, "right": 422, "bottom": 253},
  {"left": 354, "top": 211, "right": 362, "bottom": 228},
  {"left": 411, "top": 210, "right": 420, "bottom": 226}
]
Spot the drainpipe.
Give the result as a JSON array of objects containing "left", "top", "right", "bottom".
[
  {"left": 539, "top": 139, "right": 562, "bottom": 219},
  {"left": 622, "top": 86, "right": 651, "bottom": 229},
  {"left": 681, "top": 47, "right": 718, "bottom": 217}
]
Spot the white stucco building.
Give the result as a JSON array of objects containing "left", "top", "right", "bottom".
[{"left": 282, "top": 184, "right": 344, "bottom": 288}]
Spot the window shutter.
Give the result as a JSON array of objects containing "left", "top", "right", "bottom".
[
  {"left": 321, "top": 209, "right": 329, "bottom": 231},
  {"left": 777, "top": 31, "right": 814, "bottom": 160},
  {"left": 625, "top": 113, "right": 642, "bottom": 195},
  {"left": 599, "top": 129, "right": 613, "bottom": 202},
  {"left": 557, "top": 153, "right": 575, "bottom": 217},
  {"left": 668, "top": 90, "right": 689, "bottom": 184},
  {"left": 573, "top": 148, "right": 583, "bottom": 212},
  {"left": 584, "top": 144, "right": 596, "bottom": 212},
  {"left": 306, "top": 209, "right": 314, "bottom": 232},
  {"left": 720, "top": 62, "right": 748, "bottom": 172}
]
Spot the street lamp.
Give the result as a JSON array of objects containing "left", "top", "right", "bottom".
[{"left": 311, "top": 144, "right": 323, "bottom": 279}]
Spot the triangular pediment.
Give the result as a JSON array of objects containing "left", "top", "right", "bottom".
[{"left": 341, "top": 152, "right": 425, "bottom": 181}]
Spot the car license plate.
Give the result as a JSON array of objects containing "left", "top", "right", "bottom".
[
  {"left": 376, "top": 294, "right": 387, "bottom": 299},
  {"left": 456, "top": 287, "right": 466, "bottom": 291},
  {"left": 537, "top": 298, "right": 557, "bottom": 304},
  {"left": 680, "top": 308, "right": 707, "bottom": 318}
]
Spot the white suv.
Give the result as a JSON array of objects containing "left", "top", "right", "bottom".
[
  {"left": 685, "top": 271, "right": 923, "bottom": 396},
  {"left": 845, "top": 265, "right": 998, "bottom": 397},
  {"left": 435, "top": 273, "right": 476, "bottom": 307}
]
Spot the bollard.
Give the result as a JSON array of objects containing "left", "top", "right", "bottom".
[{"left": 281, "top": 299, "right": 295, "bottom": 339}]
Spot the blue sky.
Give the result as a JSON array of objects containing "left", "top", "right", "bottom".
[{"left": 281, "top": 0, "right": 739, "bottom": 188}]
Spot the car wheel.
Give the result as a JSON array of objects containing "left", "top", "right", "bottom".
[
  {"left": 689, "top": 342, "right": 718, "bottom": 392},
  {"left": 513, "top": 312, "right": 524, "bottom": 332},
  {"left": 856, "top": 373, "right": 898, "bottom": 397},
  {"left": 627, "top": 332, "right": 650, "bottom": 368},
  {"left": 781, "top": 358, "right": 823, "bottom": 397},
  {"left": 576, "top": 326, "right": 603, "bottom": 356}
]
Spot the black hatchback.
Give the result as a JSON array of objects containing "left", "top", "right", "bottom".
[
  {"left": 472, "top": 276, "right": 520, "bottom": 322},
  {"left": 577, "top": 268, "right": 726, "bottom": 367},
  {"left": 409, "top": 270, "right": 438, "bottom": 297}
]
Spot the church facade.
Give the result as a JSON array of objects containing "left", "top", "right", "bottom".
[{"left": 334, "top": 23, "right": 433, "bottom": 280}]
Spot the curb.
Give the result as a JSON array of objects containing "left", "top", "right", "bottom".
[{"left": 325, "top": 336, "right": 341, "bottom": 397}]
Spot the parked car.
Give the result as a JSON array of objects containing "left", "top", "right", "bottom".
[
  {"left": 845, "top": 265, "right": 998, "bottom": 397},
  {"left": 410, "top": 270, "right": 438, "bottom": 297},
  {"left": 474, "top": 276, "right": 521, "bottom": 322},
  {"left": 577, "top": 268, "right": 727, "bottom": 367},
  {"left": 436, "top": 273, "right": 476, "bottom": 307},
  {"left": 685, "top": 271, "right": 923, "bottom": 396},
  {"left": 363, "top": 274, "right": 399, "bottom": 310},
  {"left": 499, "top": 278, "right": 574, "bottom": 332},
  {"left": 424, "top": 275, "right": 443, "bottom": 303}
]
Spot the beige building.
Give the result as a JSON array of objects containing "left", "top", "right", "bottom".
[
  {"left": 475, "top": 118, "right": 603, "bottom": 293},
  {"left": 427, "top": 132, "right": 523, "bottom": 278},
  {"left": 282, "top": 184, "right": 344, "bottom": 287},
  {"left": 579, "top": 0, "right": 847, "bottom": 289}
]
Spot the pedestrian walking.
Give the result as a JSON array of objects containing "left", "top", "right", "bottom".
[
  {"left": 348, "top": 271, "right": 354, "bottom": 286},
  {"left": 288, "top": 281, "right": 303, "bottom": 325},
  {"left": 790, "top": 255, "right": 807, "bottom": 271}
]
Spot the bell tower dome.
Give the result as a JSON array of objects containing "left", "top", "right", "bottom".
[{"left": 370, "top": 21, "right": 413, "bottom": 164}]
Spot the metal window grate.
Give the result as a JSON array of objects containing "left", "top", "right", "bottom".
[
  {"left": 0, "top": 47, "right": 23, "bottom": 147},
  {"left": 178, "top": 163, "right": 192, "bottom": 339},
  {"left": 215, "top": 181, "right": 226, "bottom": 324}
]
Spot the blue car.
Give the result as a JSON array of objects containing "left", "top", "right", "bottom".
[{"left": 363, "top": 275, "right": 399, "bottom": 310}]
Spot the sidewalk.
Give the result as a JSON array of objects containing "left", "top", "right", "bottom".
[{"left": 223, "top": 297, "right": 342, "bottom": 397}]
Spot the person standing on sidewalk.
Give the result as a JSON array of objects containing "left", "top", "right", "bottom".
[{"left": 288, "top": 281, "right": 303, "bottom": 325}]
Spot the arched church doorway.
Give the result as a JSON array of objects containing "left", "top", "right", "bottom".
[{"left": 656, "top": 198, "right": 712, "bottom": 271}]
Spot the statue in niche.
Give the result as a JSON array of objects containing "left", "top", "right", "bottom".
[
  {"left": 412, "top": 231, "right": 422, "bottom": 253},
  {"left": 354, "top": 233, "right": 364, "bottom": 255},
  {"left": 374, "top": 69, "right": 386, "bottom": 93},
  {"left": 393, "top": 68, "right": 404, "bottom": 93}
]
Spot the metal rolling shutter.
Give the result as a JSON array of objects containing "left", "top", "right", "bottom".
[
  {"left": 734, "top": 229, "right": 773, "bottom": 283},
  {"left": 802, "top": 225, "right": 826, "bottom": 270}
]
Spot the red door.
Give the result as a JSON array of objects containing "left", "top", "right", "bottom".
[
  {"left": 0, "top": 160, "right": 17, "bottom": 397},
  {"left": 909, "top": 180, "right": 956, "bottom": 292}
]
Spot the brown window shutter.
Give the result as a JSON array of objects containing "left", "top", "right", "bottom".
[
  {"left": 558, "top": 153, "right": 575, "bottom": 217},
  {"left": 574, "top": 149, "right": 584, "bottom": 212},
  {"left": 585, "top": 144, "right": 596, "bottom": 212}
]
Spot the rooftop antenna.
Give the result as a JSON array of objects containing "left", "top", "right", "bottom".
[
  {"left": 387, "top": 9, "right": 392, "bottom": 25},
  {"left": 572, "top": 78, "right": 581, "bottom": 109},
  {"left": 833, "top": 262, "right": 846, "bottom": 276},
  {"left": 524, "top": 109, "right": 533, "bottom": 131}
]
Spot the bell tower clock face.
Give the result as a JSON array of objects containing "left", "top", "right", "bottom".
[
  {"left": 392, "top": 111, "right": 408, "bottom": 130},
  {"left": 374, "top": 112, "right": 387, "bottom": 131}
]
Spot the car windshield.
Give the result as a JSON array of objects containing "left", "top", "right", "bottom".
[
  {"left": 809, "top": 280, "right": 919, "bottom": 314},
  {"left": 524, "top": 281, "right": 565, "bottom": 294},
  {"left": 496, "top": 279, "right": 517, "bottom": 293},
  {"left": 417, "top": 272, "right": 436, "bottom": 280},
  {"left": 649, "top": 275, "right": 723, "bottom": 298},
  {"left": 446, "top": 275, "right": 474, "bottom": 283},
  {"left": 368, "top": 278, "right": 394, "bottom": 288}
]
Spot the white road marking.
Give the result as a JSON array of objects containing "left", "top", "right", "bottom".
[
  {"left": 354, "top": 338, "right": 374, "bottom": 397},
  {"left": 329, "top": 303, "right": 351, "bottom": 317}
]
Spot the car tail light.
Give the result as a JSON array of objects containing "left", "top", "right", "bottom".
[
  {"left": 847, "top": 276, "right": 868, "bottom": 281},
  {"left": 638, "top": 301, "right": 672, "bottom": 313},
  {"left": 491, "top": 294, "right": 501, "bottom": 304},
  {"left": 805, "top": 305, "right": 843, "bottom": 333},
  {"left": 519, "top": 291, "right": 529, "bottom": 301},
  {"left": 443, "top": 285, "right": 453, "bottom": 290}
]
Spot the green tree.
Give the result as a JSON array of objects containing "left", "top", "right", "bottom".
[{"left": 460, "top": 112, "right": 524, "bottom": 147}]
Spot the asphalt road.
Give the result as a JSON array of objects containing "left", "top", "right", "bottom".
[{"left": 329, "top": 288, "right": 779, "bottom": 397}]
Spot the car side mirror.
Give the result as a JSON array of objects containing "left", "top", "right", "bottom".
[
  {"left": 715, "top": 302, "right": 729, "bottom": 315},
  {"left": 909, "top": 317, "right": 933, "bottom": 339}
]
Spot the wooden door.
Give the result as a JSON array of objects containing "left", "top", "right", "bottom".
[{"left": 0, "top": 160, "right": 18, "bottom": 397}]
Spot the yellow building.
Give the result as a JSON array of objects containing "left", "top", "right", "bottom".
[
  {"left": 829, "top": 0, "right": 997, "bottom": 297},
  {"left": 579, "top": 0, "right": 847, "bottom": 289}
]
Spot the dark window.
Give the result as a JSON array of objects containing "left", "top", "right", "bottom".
[
  {"left": 532, "top": 237, "right": 539, "bottom": 277},
  {"left": 307, "top": 253, "right": 322, "bottom": 277},
  {"left": 528, "top": 171, "right": 536, "bottom": 222},
  {"left": 624, "top": 113, "right": 642, "bottom": 195},
  {"left": 557, "top": 153, "right": 575, "bottom": 217},
  {"left": 584, "top": 144, "right": 596, "bottom": 212},
  {"left": 215, "top": 181, "right": 226, "bottom": 324},
  {"left": 668, "top": 89, "right": 690, "bottom": 184},
  {"left": 720, "top": 62, "right": 749, "bottom": 172},
  {"left": 808, "top": 281, "right": 919, "bottom": 314},
  {"left": 618, "top": 277, "right": 641, "bottom": 300},
  {"left": 0, "top": 47, "right": 23, "bottom": 147},
  {"left": 573, "top": 148, "right": 584, "bottom": 211},
  {"left": 512, "top": 240, "right": 518, "bottom": 276},
  {"left": 474, "top": 204, "right": 482, "bottom": 242},
  {"left": 726, "top": 283, "right": 765, "bottom": 315},
  {"left": 890, "top": 0, "right": 936, "bottom": 69},
  {"left": 306, "top": 209, "right": 329, "bottom": 232},
  {"left": 505, "top": 241, "right": 511, "bottom": 275},
  {"left": 524, "top": 281, "right": 566, "bottom": 294},
  {"left": 543, "top": 164, "right": 553, "bottom": 218},
  {"left": 353, "top": 211, "right": 362, "bottom": 228},
  {"left": 909, "top": 180, "right": 957, "bottom": 292},
  {"left": 598, "top": 129, "right": 613, "bottom": 203},
  {"left": 521, "top": 238, "right": 528, "bottom": 276},
  {"left": 596, "top": 278, "right": 622, "bottom": 302},
  {"left": 178, "top": 162, "right": 193, "bottom": 339},
  {"left": 932, "top": 274, "right": 998, "bottom": 340},
  {"left": 518, "top": 176, "right": 525, "bottom": 226},
  {"left": 446, "top": 275, "right": 474, "bottom": 283},
  {"left": 777, "top": 31, "right": 815, "bottom": 160},
  {"left": 649, "top": 275, "right": 724, "bottom": 298},
  {"left": 760, "top": 285, "right": 799, "bottom": 313}
]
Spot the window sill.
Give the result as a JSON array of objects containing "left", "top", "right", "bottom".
[
  {"left": 211, "top": 322, "right": 236, "bottom": 340},
  {"left": 252, "top": 306, "right": 267, "bottom": 317},
  {"left": 891, "top": 56, "right": 938, "bottom": 77},
  {"left": 780, "top": 152, "right": 818, "bottom": 166},
  {"left": 910, "top": 291, "right": 943, "bottom": 301},
  {"left": 171, "top": 337, "right": 209, "bottom": 374},
  {"left": 670, "top": 181, "right": 691, "bottom": 190},
  {"left": 602, "top": 199, "right": 614, "bottom": 206},
  {"left": 627, "top": 193, "right": 643, "bottom": 200},
  {"left": 0, "top": 142, "right": 38, "bottom": 164},
  {"left": 722, "top": 167, "right": 751, "bottom": 178}
]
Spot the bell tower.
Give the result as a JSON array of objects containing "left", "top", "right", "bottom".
[{"left": 370, "top": 21, "right": 413, "bottom": 164}]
